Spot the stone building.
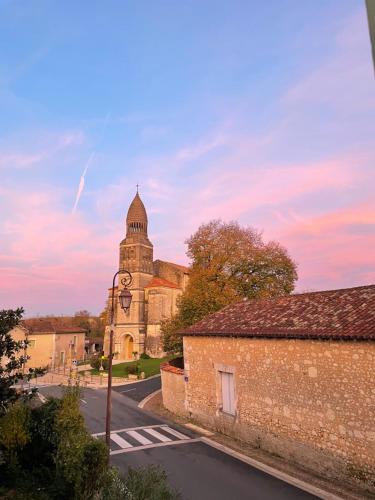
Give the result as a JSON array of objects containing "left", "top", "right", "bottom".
[
  {"left": 161, "top": 284, "right": 375, "bottom": 492},
  {"left": 10, "top": 319, "right": 86, "bottom": 370},
  {"left": 104, "top": 191, "right": 189, "bottom": 360}
]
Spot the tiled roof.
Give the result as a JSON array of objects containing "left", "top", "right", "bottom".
[
  {"left": 182, "top": 285, "right": 375, "bottom": 341},
  {"left": 22, "top": 319, "right": 86, "bottom": 334},
  {"left": 145, "top": 276, "right": 181, "bottom": 289},
  {"left": 126, "top": 192, "right": 148, "bottom": 224}
]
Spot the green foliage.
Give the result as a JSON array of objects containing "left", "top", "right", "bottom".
[
  {"left": 162, "top": 220, "right": 298, "bottom": 353},
  {"left": 90, "top": 355, "right": 109, "bottom": 371},
  {"left": 96, "top": 467, "right": 131, "bottom": 500},
  {"left": 21, "top": 397, "right": 61, "bottom": 481},
  {"left": 123, "top": 465, "right": 180, "bottom": 500},
  {"left": 0, "top": 308, "right": 27, "bottom": 412},
  {"left": 73, "top": 310, "right": 105, "bottom": 338},
  {"left": 161, "top": 316, "right": 185, "bottom": 354},
  {"left": 0, "top": 308, "right": 47, "bottom": 414},
  {"left": 140, "top": 352, "right": 151, "bottom": 359},
  {"left": 0, "top": 391, "right": 178, "bottom": 499},
  {"left": 127, "top": 363, "right": 140, "bottom": 376},
  {"left": 0, "top": 401, "right": 30, "bottom": 468}
]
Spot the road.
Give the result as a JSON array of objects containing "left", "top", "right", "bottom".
[
  {"left": 113, "top": 374, "right": 161, "bottom": 402},
  {"left": 40, "top": 381, "right": 317, "bottom": 500}
]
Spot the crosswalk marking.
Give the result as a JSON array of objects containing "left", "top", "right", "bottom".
[
  {"left": 143, "top": 427, "right": 172, "bottom": 442},
  {"left": 110, "top": 437, "right": 201, "bottom": 455},
  {"left": 161, "top": 426, "right": 189, "bottom": 440},
  {"left": 92, "top": 423, "right": 167, "bottom": 437},
  {"left": 126, "top": 430, "right": 153, "bottom": 445},
  {"left": 110, "top": 433, "right": 132, "bottom": 449},
  {"left": 93, "top": 424, "right": 199, "bottom": 455}
]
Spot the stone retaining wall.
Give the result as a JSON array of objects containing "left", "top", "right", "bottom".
[{"left": 160, "top": 360, "right": 187, "bottom": 416}]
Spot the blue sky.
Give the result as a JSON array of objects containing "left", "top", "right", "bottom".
[{"left": 1, "top": 0, "right": 374, "bottom": 315}]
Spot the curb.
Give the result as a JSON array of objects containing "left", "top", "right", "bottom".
[
  {"left": 200, "top": 437, "right": 343, "bottom": 500},
  {"left": 138, "top": 389, "right": 162, "bottom": 409}
]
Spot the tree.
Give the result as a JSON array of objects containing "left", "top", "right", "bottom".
[
  {"left": 73, "top": 310, "right": 105, "bottom": 338},
  {"left": 0, "top": 308, "right": 30, "bottom": 414},
  {"left": 162, "top": 220, "right": 297, "bottom": 352}
]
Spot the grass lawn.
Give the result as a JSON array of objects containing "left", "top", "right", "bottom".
[{"left": 90, "top": 355, "right": 175, "bottom": 378}]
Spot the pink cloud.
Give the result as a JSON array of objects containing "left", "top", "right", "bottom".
[
  {"left": 0, "top": 187, "right": 120, "bottom": 316},
  {"left": 275, "top": 200, "right": 375, "bottom": 291}
]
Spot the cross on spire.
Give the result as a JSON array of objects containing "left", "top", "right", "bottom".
[{"left": 136, "top": 183, "right": 139, "bottom": 193}]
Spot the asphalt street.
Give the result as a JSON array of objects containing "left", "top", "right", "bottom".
[
  {"left": 40, "top": 381, "right": 317, "bottom": 500},
  {"left": 113, "top": 374, "right": 161, "bottom": 402}
]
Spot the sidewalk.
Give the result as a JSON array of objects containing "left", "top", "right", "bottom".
[{"left": 28, "top": 370, "right": 130, "bottom": 389}]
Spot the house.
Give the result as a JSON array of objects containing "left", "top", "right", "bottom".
[
  {"left": 10, "top": 319, "right": 86, "bottom": 370},
  {"left": 161, "top": 284, "right": 375, "bottom": 492}
]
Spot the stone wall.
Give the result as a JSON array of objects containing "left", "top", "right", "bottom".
[
  {"left": 182, "top": 336, "right": 375, "bottom": 492},
  {"left": 153, "top": 260, "right": 189, "bottom": 290},
  {"left": 160, "top": 360, "right": 188, "bottom": 417}
]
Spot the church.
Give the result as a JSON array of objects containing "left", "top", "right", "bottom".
[{"left": 103, "top": 191, "right": 189, "bottom": 360}]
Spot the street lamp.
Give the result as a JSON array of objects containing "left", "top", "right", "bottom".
[{"left": 105, "top": 269, "right": 133, "bottom": 456}]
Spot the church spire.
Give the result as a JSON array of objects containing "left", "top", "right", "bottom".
[{"left": 126, "top": 190, "right": 148, "bottom": 237}]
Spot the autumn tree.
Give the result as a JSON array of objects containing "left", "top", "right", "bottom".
[
  {"left": 72, "top": 310, "right": 104, "bottom": 338},
  {"left": 162, "top": 220, "right": 297, "bottom": 353}
]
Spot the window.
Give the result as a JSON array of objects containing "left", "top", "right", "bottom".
[
  {"left": 73, "top": 336, "right": 77, "bottom": 354},
  {"left": 28, "top": 339, "right": 36, "bottom": 348},
  {"left": 220, "top": 371, "right": 235, "bottom": 415},
  {"left": 60, "top": 351, "right": 65, "bottom": 365}
]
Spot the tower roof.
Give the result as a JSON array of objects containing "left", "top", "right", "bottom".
[{"left": 126, "top": 192, "right": 148, "bottom": 225}]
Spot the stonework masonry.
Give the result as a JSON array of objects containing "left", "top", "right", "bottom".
[
  {"left": 178, "top": 336, "right": 375, "bottom": 492},
  {"left": 160, "top": 362, "right": 187, "bottom": 417},
  {"left": 103, "top": 192, "right": 189, "bottom": 360}
]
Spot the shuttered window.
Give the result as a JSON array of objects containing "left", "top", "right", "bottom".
[{"left": 220, "top": 371, "right": 235, "bottom": 415}]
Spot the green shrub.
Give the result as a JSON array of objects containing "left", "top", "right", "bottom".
[
  {"left": 90, "top": 355, "right": 109, "bottom": 371},
  {"left": 123, "top": 465, "right": 180, "bottom": 500},
  {"left": 0, "top": 402, "right": 30, "bottom": 469},
  {"left": 140, "top": 352, "right": 151, "bottom": 359},
  {"left": 21, "top": 397, "right": 61, "bottom": 478},
  {"left": 126, "top": 364, "right": 137, "bottom": 375}
]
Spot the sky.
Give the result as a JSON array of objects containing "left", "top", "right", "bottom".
[{"left": 0, "top": 0, "right": 374, "bottom": 316}]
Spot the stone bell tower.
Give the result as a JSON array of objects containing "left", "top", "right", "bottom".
[{"left": 110, "top": 190, "right": 154, "bottom": 358}]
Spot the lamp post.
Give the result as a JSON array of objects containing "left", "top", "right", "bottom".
[{"left": 105, "top": 269, "right": 133, "bottom": 456}]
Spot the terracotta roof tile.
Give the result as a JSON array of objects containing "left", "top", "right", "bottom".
[
  {"left": 22, "top": 319, "right": 86, "bottom": 334},
  {"left": 145, "top": 276, "right": 181, "bottom": 289},
  {"left": 182, "top": 285, "right": 375, "bottom": 341}
]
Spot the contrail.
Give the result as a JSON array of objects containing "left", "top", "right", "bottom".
[
  {"left": 72, "top": 152, "right": 95, "bottom": 213},
  {"left": 71, "top": 112, "right": 111, "bottom": 214}
]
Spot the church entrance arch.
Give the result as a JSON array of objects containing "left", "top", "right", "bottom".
[{"left": 119, "top": 333, "right": 134, "bottom": 361}]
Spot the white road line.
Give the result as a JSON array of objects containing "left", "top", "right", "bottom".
[
  {"left": 110, "top": 433, "right": 133, "bottom": 449},
  {"left": 143, "top": 428, "right": 172, "bottom": 442},
  {"left": 120, "top": 388, "right": 136, "bottom": 393},
  {"left": 92, "top": 424, "right": 167, "bottom": 437},
  {"left": 110, "top": 438, "right": 201, "bottom": 455},
  {"left": 126, "top": 430, "right": 153, "bottom": 445},
  {"left": 161, "top": 426, "right": 189, "bottom": 440},
  {"left": 80, "top": 399, "right": 87, "bottom": 404},
  {"left": 200, "top": 438, "right": 342, "bottom": 500}
]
